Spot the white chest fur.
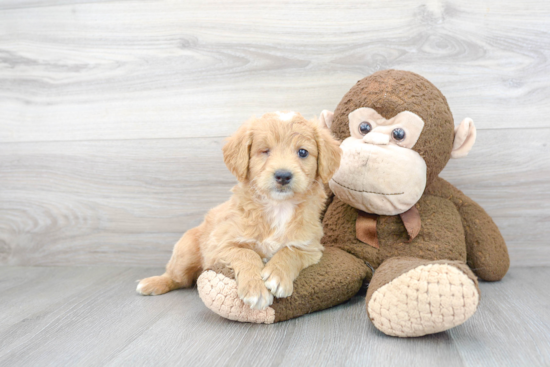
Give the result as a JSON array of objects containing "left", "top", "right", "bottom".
[
  {"left": 243, "top": 199, "right": 295, "bottom": 259},
  {"left": 264, "top": 200, "right": 296, "bottom": 239}
]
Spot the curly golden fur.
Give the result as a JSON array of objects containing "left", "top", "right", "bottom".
[{"left": 137, "top": 112, "right": 341, "bottom": 310}]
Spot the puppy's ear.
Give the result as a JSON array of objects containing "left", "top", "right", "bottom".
[
  {"left": 315, "top": 124, "right": 342, "bottom": 183},
  {"left": 223, "top": 122, "right": 253, "bottom": 181}
]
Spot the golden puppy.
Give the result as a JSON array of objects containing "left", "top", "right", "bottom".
[{"left": 137, "top": 111, "right": 341, "bottom": 310}]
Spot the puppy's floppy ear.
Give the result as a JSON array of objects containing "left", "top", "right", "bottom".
[
  {"left": 223, "top": 122, "right": 253, "bottom": 181},
  {"left": 314, "top": 124, "right": 342, "bottom": 183}
]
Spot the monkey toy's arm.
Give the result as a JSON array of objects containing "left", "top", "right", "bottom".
[
  {"left": 427, "top": 177, "right": 510, "bottom": 281},
  {"left": 320, "top": 182, "right": 335, "bottom": 221}
]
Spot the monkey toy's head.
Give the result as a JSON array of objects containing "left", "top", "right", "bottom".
[{"left": 321, "top": 70, "right": 476, "bottom": 216}]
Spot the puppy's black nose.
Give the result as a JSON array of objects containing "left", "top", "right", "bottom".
[{"left": 274, "top": 170, "right": 293, "bottom": 186}]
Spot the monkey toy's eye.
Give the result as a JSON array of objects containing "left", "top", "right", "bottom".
[
  {"left": 298, "top": 149, "right": 309, "bottom": 158},
  {"left": 392, "top": 128, "right": 406, "bottom": 141},
  {"left": 359, "top": 121, "right": 372, "bottom": 135}
]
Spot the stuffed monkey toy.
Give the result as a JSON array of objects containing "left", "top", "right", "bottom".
[{"left": 197, "top": 70, "right": 509, "bottom": 337}]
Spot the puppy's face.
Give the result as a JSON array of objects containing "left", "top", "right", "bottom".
[
  {"left": 223, "top": 112, "right": 341, "bottom": 201},
  {"left": 248, "top": 114, "right": 319, "bottom": 200}
]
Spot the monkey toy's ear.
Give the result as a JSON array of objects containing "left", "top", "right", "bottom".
[
  {"left": 319, "top": 110, "right": 334, "bottom": 129},
  {"left": 451, "top": 118, "right": 477, "bottom": 159}
]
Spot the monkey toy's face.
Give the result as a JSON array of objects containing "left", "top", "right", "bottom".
[
  {"left": 323, "top": 69, "right": 477, "bottom": 217},
  {"left": 328, "top": 107, "right": 427, "bottom": 216}
]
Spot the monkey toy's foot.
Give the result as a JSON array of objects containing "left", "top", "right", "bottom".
[
  {"left": 366, "top": 257, "right": 480, "bottom": 337},
  {"left": 197, "top": 247, "right": 371, "bottom": 324}
]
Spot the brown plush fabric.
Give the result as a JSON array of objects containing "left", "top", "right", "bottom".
[
  {"left": 206, "top": 247, "right": 370, "bottom": 323},
  {"left": 319, "top": 182, "right": 335, "bottom": 221},
  {"left": 426, "top": 177, "right": 510, "bottom": 281},
  {"left": 322, "top": 195, "right": 468, "bottom": 269},
  {"left": 364, "top": 256, "right": 480, "bottom": 310},
  {"left": 331, "top": 69, "right": 454, "bottom": 186},
  {"left": 207, "top": 263, "right": 236, "bottom": 279},
  {"left": 323, "top": 69, "right": 508, "bottom": 282},
  {"left": 271, "top": 247, "right": 370, "bottom": 322}
]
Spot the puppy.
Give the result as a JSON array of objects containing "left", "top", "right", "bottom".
[{"left": 137, "top": 111, "right": 341, "bottom": 310}]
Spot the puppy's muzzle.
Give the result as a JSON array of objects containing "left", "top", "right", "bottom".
[{"left": 274, "top": 170, "right": 293, "bottom": 186}]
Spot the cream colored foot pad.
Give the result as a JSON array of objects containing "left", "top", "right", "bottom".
[
  {"left": 197, "top": 270, "right": 275, "bottom": 324},
  {"left": 367, "top": 263, "right": 479, "bottom": 337}
]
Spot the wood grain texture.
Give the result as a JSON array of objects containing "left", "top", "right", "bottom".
[
  {"left": 0, "top": 0, "right": 549, "bottom": 266},
  {"left": 0, "top": 0, "right": 549, "bottom": 143},
  {"left": 1, "top": 129, "right": 548, "bottom": 267},
  {"left": 0, "top": 0, "right": 133, "bottom": 11},
  {"left": 0, "top": 137, "right": 235, "bottom": 266},
  {"left": 1, "top": 2, "right": 548, "bottom": 365},
  {"left": 0, "top": 266, "right": 548, "bottom": 367}
]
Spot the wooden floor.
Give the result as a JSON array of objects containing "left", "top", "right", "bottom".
[{"left": 0, "top": 266, "right": 548, "bottom": 367}]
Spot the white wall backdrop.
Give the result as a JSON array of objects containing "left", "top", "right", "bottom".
[{"left": 0, "top": 0, "right": 548, "bottom": 266}]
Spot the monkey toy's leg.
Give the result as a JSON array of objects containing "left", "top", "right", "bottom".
[
  {"left": 365, "top": 257, "right": 480, "bottom": 337},
  {"left": 197, "top": 247, "right": 370, "bottom": 324}
]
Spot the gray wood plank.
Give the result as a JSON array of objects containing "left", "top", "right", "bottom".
[
  {"left": 0, "top": 267, "right": 193, "bottom": 367},
  {"left": 441, "top": 127, "right": 550, "bottom": 217},
  {"left": 0, "top": 137, "right": 234, "bottom": 266},
  {"left": 1, "top": 128, "right": 548, "bottom": 267},
  {"left": 0, "top": 267, "right": 133, "bottom": 354},
  {"left": 0, "top": 266, "right": 547, "bottom": 367},
  {"left": 0, "top": 0, "right": 549, "bottom": 143},
  {"left": 0, "top": 0, "right": 132, "bottom": 11},
  {"left": 0, "top": 266, "right": 50, "bottom": 293},
  {"left": 449, "top": 267, "right": 550, "bottom": 366}
]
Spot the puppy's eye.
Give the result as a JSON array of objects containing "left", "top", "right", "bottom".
[
  {"left": 261, "top": 149, "right": 270, "bottom": 155},
  {"left": 359, "top": 122, "right": 372, "bottom": 135},
  {"left": 298, "top": 149, "right": 309, "bottom": 158},
  {"left": 392, "top": 128, "right": 406, "bottom": 141}
]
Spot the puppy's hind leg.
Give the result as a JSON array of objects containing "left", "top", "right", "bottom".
[{"left": 137, "top": 227, "right": 203, "bottom": 296}]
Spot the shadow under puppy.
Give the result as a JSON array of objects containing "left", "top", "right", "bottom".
[{"left": 137, "top": 112, "right": 341, "bottom": 310}]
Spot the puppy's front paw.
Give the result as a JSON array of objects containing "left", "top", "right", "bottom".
[
  {"left": 238, "top": 277, "right": 274, "bottom": 310},
  {"left": 261, "top": 265, "right": 294, "bottom": 298}
]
